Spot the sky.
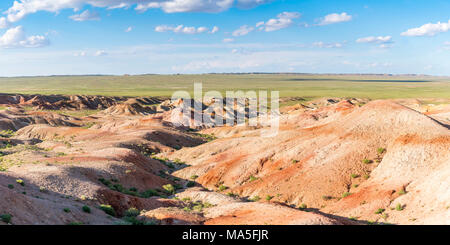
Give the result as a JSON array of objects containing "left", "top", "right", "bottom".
[{"left": 0, "top": 0, "right": 449, "bottom": 76}]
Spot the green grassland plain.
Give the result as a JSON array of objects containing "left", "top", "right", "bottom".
[{"left": 0, "top": 74, "right": 449, "bottom": 100}]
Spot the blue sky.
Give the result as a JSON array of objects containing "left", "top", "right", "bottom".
[{"left": 0, "top": 0, "right": 449, "bottom": 76}]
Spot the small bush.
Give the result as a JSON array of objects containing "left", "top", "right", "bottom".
[
  {"left": 351, "top": 174, "right": 359, "bottom": 178},
  {"left": 68, "top": 222, "right": 83, "bottom": 225},
  {"left": 299, "top": 203, "right": 307, "bottom": 210},
  {"left": 398, "top": 189, "right": 406, "bottom": 195},
  {"left": 162, "top": 184, "right": 175, "bottom": 194},
  {"left": 249, "top": 195, "right": 261, "bottom": 202},
  {"left": 342, "top": 192, "right": 352, "bottom": 198},
  {"left": 99, "top": 204, "right": 116, "bottom": 216},
  {"left": 139, "top": 189, "right": 159, "bottom": 198},
  {"left": 63, "top": 208, "right": 71, "bottom": 213},
  {"left": 190, "top": 175, "right": 198, "bottom": 180},
  {"left": 82, "top": 206, "right": 91, "bottom": 213},
  {"left": 0, "top": 214, "right": 12, "bottom": 223},
  {"left": 322, "top": 195, "right": 333, "bottom": 201},
  {"left": 7, "top": 184, "right": 14, "bottom": 189},
  {"left": 227, "top": 192, "right": 237, "bottom": 198},
  {"left": 375, "top": 208, "right": 385, "bottom": 214},
  {"left": 249, "top": 175, "right": 259, "bottom": 182},
  {"left": 377, "top": 148, "right": 386, "bottom": 154},
  {"left": 218, "top": 185, "right": 228, "bottom": 192},
  {"left": 362, "top": 159, "right": 372, "bottom": 164},
  {"left": 16, "top": 179, "right": 24, "bottom": 186},
  {"left": 395, "top": 204, "right": 404, "bottom": 211},
  {"left": 186, "top": 181, "right": 195, "bottom": 187},
  {"left": 265, "top": 195, "right": 273, "bottom": 201},
  {"left": 125, "top": 207, "right": 140, "bottom": 217}
]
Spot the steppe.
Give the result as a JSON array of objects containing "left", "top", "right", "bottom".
[{"left": 0, "top": 74, "right": 449, "bottom": 225}]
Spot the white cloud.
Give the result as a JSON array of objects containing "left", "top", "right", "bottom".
[
  {"left": 125, "top": 26, "right": 133, "bottom": 32},
  {"left": 69, "top": 10, "right": 100, "bottom": 21},
  {"left": 356, "top": 36, "right": 392, "bottom": 44},
  {"left": 232, "top": 25, "right": 254, "bottom": 36},
  {"left": 3, "top": 1, "right": 269, "bottom": 23},
  {"left": 236, "top": 0, "right": 272, "bottom": 9},
  {"left": 155, "top": 25, "right": 216, "bottom": 34},
  {"left": 401, "top": 20, "right": 450, "bottom": 37},
  {"left": 318, "top": 12, "right": 352, "bottom": 26},
  {"left": 74, "top": 51, "right": 87, "bottom": 56},
  {"left": 444, "top": 41, "right": 450, "bottom": 50},
  {"left": 0, "top": 17, "right": 9, "bottom": 29},
  {"left": 210, "top": 26, "right": 219, "bottom": 34},
  {"left": 313, "top": 41, "right": 344, "bottom": 48},
  {"left": 256, "top": 12, "right": 301, "bottom": 32},
  {"left": 223, "top": 38, "right": 234, "bottom": 43},
  {"left": 94, "top": 50, "right": 107, "bottom": 56},
  {"left": 0, "top": 26, "right": 49, "bottom": 48}
]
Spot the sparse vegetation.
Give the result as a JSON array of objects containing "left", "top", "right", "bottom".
[
  {"left": 125, "top": 207, "right": 140, "bottom": 217},
  {"left": 162, "top": 184, "right": 176, "bottom": 194},
  {"left": 63, "top": 208, "right": 71, "bottom": 213},
  {"left": 342, "top": 192, "right": 352, "bottom": 198},
  {"left": 265, "top": 195, "right": 273, "bottom": 201},
  {"left": 0, "top": 214, "right": 12, "bottom": 223},
  {"left": 375, "top": 208, "right": 385, "bottom": 214},
  {"left": 396, "top": 204, "right": 404, "bottom": 211},
  {"left": 249, "top": 195, "right": 261, "bottom": 202},
  {"left": 299, "top": 203, "right": 307, "bottom": 210},
  {"left": 16, "top": 179, "right": 24, "bottom": 186},
  {"left": 322, "top": 195, "right": 333, "bottom": 201},
  {"left": 82, "top": 206, "right": 91, "bottom": 213},
  {"left": 99, "top": 204, "right": 116, "bottom": 216},
  {"left": 218, "top": 185, "right": 228, "bottom": 192},
  {"left": 249, "top": 175, "right": 259, "bottom": 182},
  {"left": 362, "top": 159, "right": 373, "bottom": 164},
  {"left": 377, "top": 147, "right": 386, "bottom": 154}
]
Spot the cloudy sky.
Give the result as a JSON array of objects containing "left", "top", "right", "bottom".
[{"left": 0, "top": 0, "right": 449, "bottom": 76}]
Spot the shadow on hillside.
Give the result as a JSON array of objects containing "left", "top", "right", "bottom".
[{"left": 303, "top": 207, "right": 394, "bottom": 225}]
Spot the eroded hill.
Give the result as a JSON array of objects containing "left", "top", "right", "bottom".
[{"left": 0, "top": 94, "right": 449, "bottom": 225}]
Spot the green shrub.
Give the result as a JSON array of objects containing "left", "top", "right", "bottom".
[
  {"left": 63, "top": 208, "right": 71, "bottom": 213},
  {"left": 377, "top": 148, "right": 386, "bottom": 154},
  {"left": 68, "top": 222, "right": 83, "bottom": 225},
  {"left": 7, "top": 184, "right": 13, "bottom": 189},
  {"left": 351, "top": 174, "right": 359, "bottom": 178},
  {"left": 265, "top": 195, "right": 273, "bottom": 201},
  {"left": 375, "top": 208, "right": 385, "bottom": 214},
  {"left": 362, "top": 159, "right": 372, "bottom": 164},
  {"left": 395, "top": 204, "right": 404, "bottom": 211},
  {"left": 299, "top": 203, "right": 307, "bottom": 210},
  {"left": 125, "top": 207, "right": 140, "bottom": 217},
  {"left": 342, "top": 192, "right": 352, "bottom": 198},
  {"left": 162, "top": 184, "right": 175, "bottom": 194},
  {"left": 99, "top": 204, "right": 116, "bottom": 216},
  {"left": 186, "top": 181, "right": 195, "bottom": 187},
  {"left": 190, "top": 175, "right": 198, "bottom": 180},
  {"left": 0, "top": 214, "right": 12, "bottom": 223},
  {"left": 82, "top": 206, "right": 91, "bottom": 213},
  {"left": 249, "top": 175, "right": 259, "bottom": 182},
  {"left": 139, "top": 189, "right": 159, "bottom": 198},
  {"left": 249, "top": 195, "right": 261, "bottom": 202},
  {"left": 218, "top": 185, "right": 228, "bottom": 192},
  {"left": 16, "top": 179, "right": 24, "bottom": 186}
]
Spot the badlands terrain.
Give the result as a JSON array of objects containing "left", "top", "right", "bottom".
[{"left": 0, "top": 92, "right": 449, "bottom": 225}]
